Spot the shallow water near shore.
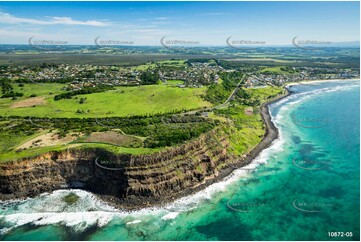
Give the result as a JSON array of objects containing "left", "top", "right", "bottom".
[{"left": 0, "top": 80, "right": 359, "bottom": 241}]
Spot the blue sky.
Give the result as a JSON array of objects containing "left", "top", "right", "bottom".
[{"left": 0, "top": 1, "right": 359, "bottom": 46}]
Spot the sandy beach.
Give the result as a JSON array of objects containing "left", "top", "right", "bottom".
[{"left": 287, "top": 78, "right": 359, "bottom": 86}]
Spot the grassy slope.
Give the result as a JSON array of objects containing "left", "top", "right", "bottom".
[
  {"left": 0, "top": 143, "right": 160, "bottom": 162},
  {"left": 224, "top": 86, "right": 284, "bottom": 156},
  {"left": 0, "top": 81, "right": 284, "bottom": 163},
  {"left": 131, "top": 60, "right": 186, "bottom": 71},
  {"left": 166, "top": 80, "right": 185, "bottom": 85},
  {"left": 259, "top": 66, "right": 296, "bottom": 75},
  {"left": 0, "top": 81, "right": 211, "bottom": 161},
  {"left": 0, "top": 83, "right": 211, "bottom": 118}
]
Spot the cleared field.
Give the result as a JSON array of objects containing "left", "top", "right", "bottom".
[
  {"left": 225, "top": 86, "right": 284, "bottom": 156},
  {"left": 131, "top": 60, "right": 186, "bottom": 71},
  {"left": 0, "top": 83, "right": 211, "bottom": 118},
  {"left": 245, "top": 86, "right": 284, "bottom": 102},
  {"left": 17, "top": 131, "right": 77, "bottom": 150},
  {"left": 259, "top": 66, "right": 296, "bottom": 75},
  {"left": 0, "top": 83, "right": 64, "bottom": 114},
  {"left": 131, "top": 62, "right": 157, "bottom": 71},
  {"left": 166, "top": 80, "right": 185, "bottom": 86},
  {"left": 226, "top": 58, "right": 297, "bottom": 63},
  {"left": 74, "top": 131, "right": 143, "bottom": 148},
  {"left": 11, "top": 97, "right": 46, "bottom": 108},
  {"left": 158, "top": 60, "right": 186, "bottom": 67}
]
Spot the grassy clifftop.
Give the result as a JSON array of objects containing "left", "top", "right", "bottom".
[
  {"left": 0, "top": 72, "right": 283, "bottom": 164},
  {"left": 0, "top": 83, "right": 211, "bottom": 118},
  {"left": 0, "top": 80, "right": 286, "bottom": 209}
]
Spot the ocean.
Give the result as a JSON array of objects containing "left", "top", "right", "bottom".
[{"left": 0, "top": 79, "right": 359, "bottom": 241}]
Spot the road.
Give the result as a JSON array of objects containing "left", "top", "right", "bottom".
[
  {"left": 183, "top": 74, "right": 245, "bottom": 116},
  {"left": 213, "top": 75, "right": 245, "bottom": 110}
]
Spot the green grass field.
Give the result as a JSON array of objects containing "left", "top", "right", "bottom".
[
  {"left": 0, "top": 142, "right": 160, "bottom": 162},
  {"left": 0, "top": 83, "right": 284, "bottom": 162},
  {"left": 158, "top": 60, "right": 186, "bottom": 67},
  {"left": 259, "top": 66, "right": 296, "bottom": 75},
  {"left": 245, "top": 86, "right": 284, "bottom": 102},
  {"left": 215, "top": 86, "right": 284, "bottom": 157},
  {"left": 0, "top": 83, "right": 211, "bottom": 118},
  {"left": 131, "top": 60, "right": 186, "bottom": 71},
  {"left": 165, "top": 80, "right": 185, "bottom": 86}
]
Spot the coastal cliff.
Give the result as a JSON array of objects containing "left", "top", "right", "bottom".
[
  {"left": 0, "top": 129, "right": 238, "bottom": 209},
  {"left": 0, "top": 90, "right": 289, "bottom": 209}
]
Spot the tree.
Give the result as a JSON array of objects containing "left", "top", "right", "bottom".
[
  {"left": 0, "top": 78, "right": 13, "bottom": 95},
  {"left": 79, "top": 97, "right": 87, "bottom": 104},
  {"left": 140, "top": 69, "right": 160, "bottom": 85}
]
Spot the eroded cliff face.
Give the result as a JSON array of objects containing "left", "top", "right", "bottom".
[{"left": 0, "top": 129, "right": 241, "bottom": 208}]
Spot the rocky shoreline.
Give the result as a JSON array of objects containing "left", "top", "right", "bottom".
[
  {"left": 144, "top": 87, "right": 290, "bottom": 203},
  {"left": 0, "top": 87, "right": 291, "bottom": 211},
  {"left": 112, "top": 87, "right": 292, "bottom": 211}
]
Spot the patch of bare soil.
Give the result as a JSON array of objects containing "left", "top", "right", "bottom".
[
  {"left": 84, "top": 131, "right": 142, "bottom": 147},
  {"left": 17, "top": 131, "right": 77, "bottom": 150},
  {"left": 245, "top": 107, "right": 254, "bottom": 116},
  {"left": 11, "top": 97, "right": 45, "bottom": 108}
]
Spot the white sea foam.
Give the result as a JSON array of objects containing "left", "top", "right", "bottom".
[
  {"left": 163, "top": 126, "right": 287, "bottom": 213},
  {"left": 126, "top": 220, "right": 142, "bottom": 225},
  {"left": 161, "top": 212, "right": 179, "bottom": 220},
  {"left": 281, "top": 81, "right": 358, "bottom": 106},
  {"left": 0, "top": 88, "right": 291, "bottom": 234},
  {"left": 0, "top": 189, "right": 128, "bottom": 234},
  {"left": 142, "top": 82, "right": 356, "bottom": 214},
  {"left": 162, "top": 81, "right": 359, "bottom": 212}
]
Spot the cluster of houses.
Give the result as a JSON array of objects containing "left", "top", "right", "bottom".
[
  {"left": 158, "top": 61, "right": 223, "bottom": 87},
  {"left": 0, "top": 62, "right": 359, "bottom": 91},
  {"left": 159, "top": 70, "right": 220, "bottom": 87},
  {"left": 0, "top": 64, "right": 143, "bottom": 88},
  {"left": 244, "top": 67, "right": 360, "bottom": 88},
  {"left": 0, "top": 62, "right": 224, "bottom": 90},
  {"left": 1, "top": 64, "right": 116, "bottom": 81}
]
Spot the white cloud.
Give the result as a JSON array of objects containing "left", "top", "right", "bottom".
[
  {"left": 0, "top": 28, "right": 38, "bottom": 38},
  {"left": 150, "top": 21, "right": 170, "bottom": 25},
  {"left": 199, "top": 12, "right": 226, "bottom": 16},
  {"left": 50, "top": 17, "right": 109, "bottom": 26},
  {"left": 0, "top": 12, "right": 110, "bottom": 26},
  {"left": 154, "top": 17, "right": 168, "bottom": 20}
]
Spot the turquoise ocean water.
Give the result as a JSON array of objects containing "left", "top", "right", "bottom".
[{"left": 0, "top": 80, "right": 359, "bottom": 241}]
